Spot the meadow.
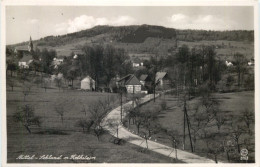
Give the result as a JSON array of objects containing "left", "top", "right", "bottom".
[{"left": 6, "top": 76, "right": 175, "bottom": 163}]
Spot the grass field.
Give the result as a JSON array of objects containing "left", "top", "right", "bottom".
[
  {"left": 6, "top": 76, "right": 177, "bottom": 163},
  {"left": 124, "top": 91, "right": 255, "bottom": 163}
]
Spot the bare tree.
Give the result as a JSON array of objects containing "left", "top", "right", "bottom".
[
  {"left": 239, "top": 109, "right": 254, "bottom": 134},
  {"left": 43, "top": 79, "right": 49, "bottom": 92},
  {"left": 22, "top": 86, "right": 30, "bottom": 102},
  {"left": 230, "top": 124, "right": 244, "bottom": 153},
  {"left": 55, "top": 77, "right": 63, "bottom": 91},
  {"left": 7, "top": 78, "right": 15, "bottom": 91},
  {"left": 75, "top": 119, "right": 94, "bottom": 133},
  {"left": 123, "top": 104, "right": 134, "bottom": 128},
  {"left": 13, "top": 104, "right": 41, "bottom": 134},
  {"left": 81, "top": 104, "right": 87, "bottom": 116},
  {"left": 140, "top": 131, "right": 149, "bottom": 149},
  {"left": 167, "top": 130, "right": 180, "bottom": 159},
  {"left": 55, "top": 104, "right": 66, "bottom": 125},
  {"left": 215, "top": 114, "right": 226, "bottom": 132},
  {"left": 88, "top": 101, "right": 107, "bottom": 141},
  {"left": 207, "top": 139, "right": 224, "bottom": 163}
]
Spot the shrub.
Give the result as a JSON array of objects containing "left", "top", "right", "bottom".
[{"left": 160, "top": 100, "right": 167, "bottom": 110}]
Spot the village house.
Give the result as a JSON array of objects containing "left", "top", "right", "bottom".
[
  {"left": 132, "top": 57, "right": 143, "bottom": 67},
  {"left": 248, "top": 58, "right": 254, "bottom": 66},
  {"left": 81, "top": 76, "right": 95, "bottom": 91},
  {"left": 52, "top": 57, "right": 64, "bottom": 69},
  {"left": 156, "top": 72, "right": 171, "bottom": 89},
  {"left": 18, "top": 55, "right": 33, "bottom": 69},
  {"left": 16, "top": 36, "right": 34, "bottom": 69},
  {"left": 116, "top": 74, "right": 142, "bottom": 94}
]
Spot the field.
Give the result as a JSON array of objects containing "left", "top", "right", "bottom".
[
  {"left": 124, "top": 91, "right": 255, "bottom": 162},
  {"left": 6, "top": 76, "right": 176, "bottom": 163}
]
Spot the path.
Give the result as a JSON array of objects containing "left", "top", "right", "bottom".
[{"left": 101, "top": 94, "right": 217, "bottom": 163}]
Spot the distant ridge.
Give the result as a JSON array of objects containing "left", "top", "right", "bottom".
[{"left": 9, "top": 24, "right": 254, "bottom": 47}]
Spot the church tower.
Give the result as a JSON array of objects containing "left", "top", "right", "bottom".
[{"left": 28, "top": 36, "right": 33, "bottom": 52}]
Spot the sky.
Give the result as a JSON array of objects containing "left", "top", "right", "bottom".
[{"left": 6, "top": 6, "right": 254, "bottom": 45}]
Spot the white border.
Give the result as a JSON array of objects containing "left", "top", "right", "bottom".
[{"left": 1, "top": 0, "right": 259, "bottom": 167}]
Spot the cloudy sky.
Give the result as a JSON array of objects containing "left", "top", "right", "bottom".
[{"left": 6, "top": 6, "right": 254, "bottom": 44}]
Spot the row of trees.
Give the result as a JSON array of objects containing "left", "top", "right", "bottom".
[{"left": 59, "top": 45, "right": 133, "bottom": 89}]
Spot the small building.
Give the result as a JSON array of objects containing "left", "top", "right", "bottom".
[
  {"left": 81, "top": 76, "right": 95, "bottom": 91},
  {"left": 139, "top": 74, "right": 152, "bottom": 86},
  {"left": 156, "top": 72, "right": 171, "bottom": 89},
  {"left": 248, "top": 58, "right": 254, "bottom": 66},
  {"left": 132, "top": 57, "right": 143, "bottom": 67},
  {"left": 52, "top": 58, "right": 64, "bottom": 69},
  {"left": 225, "top": 60, "right": 233, "bottom": 67},
  {"left": 116, "top": 74, "right": 142, "bottom": 94},
  {"left": 18, "top": 55, "right": 33, "bottom": 69}
]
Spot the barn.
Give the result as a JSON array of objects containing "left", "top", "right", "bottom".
[{"left": 81, "top": 76, "right": 95, "bottom": 91}]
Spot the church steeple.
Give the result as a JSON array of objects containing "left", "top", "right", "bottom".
[{"left": 28, "top": 36, "right": 33, "bottom": 52}]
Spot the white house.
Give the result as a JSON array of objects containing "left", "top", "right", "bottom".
[
  {"left": 225, "top": 61, "right": 233, "bottom": 67},
  {"left": 248, "top": 59, "right": 254, "bottom": 66},
  {"left": 18, "top": 55, "right": 33, "bottom": 69},
  {"left": 81, "top": 76, "right": 95, "bottom": 91}
]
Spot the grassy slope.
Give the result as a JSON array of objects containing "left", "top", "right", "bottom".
[
  {"left": 125, "top": 91, "right": 254, "bottom": 162},
  {"left": 6, "top": 76, "right": 177, "bottom": 163}
]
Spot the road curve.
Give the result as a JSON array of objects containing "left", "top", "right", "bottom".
[{"left": 101, "top": 94, "right": 216, "bottom": 163}]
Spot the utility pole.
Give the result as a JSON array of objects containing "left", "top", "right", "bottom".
[
  {"left": 183, "top": 96, "right": 194, "bottom": 152},
  {"left": 183, "top": 102, "right": 186, "bottom": 150},
  {"left": 120, "top": 88, "right": 123, "bottom": 122},
  {"left": 153, "top": 55, "right": 158, "bottom": 102},
  {"left": 174, "top": 140, "right": 178, "bottom": 159}
]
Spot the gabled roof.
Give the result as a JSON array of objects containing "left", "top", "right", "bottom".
[
  {"left": 81, "top": 76, "right": 95, "bottom": 82},
  {"left": 117, "top": 74, "right": 141, "bottom": 85},
  {"left": 132, "top": 57, "right": 142, "bottom": 64},
  {"left": 140, "top": 74, "right": 152, "bottom": 82},
  {"left": 156, "top": 72, "right": 167, "bottom": 82},
  {"left": 140, "top": 74, "right": 148, "bottom": 81},
  {"left": 19, "top": 55, "right": 33, "bottom": 63}
]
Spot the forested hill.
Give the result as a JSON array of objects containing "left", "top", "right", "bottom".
[{"left": 10, "top": 24, "right": 254, "bottom": 48}]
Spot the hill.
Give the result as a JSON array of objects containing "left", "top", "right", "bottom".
[{"left": 8, "top": 24, "right": 254, "bottom": 58}]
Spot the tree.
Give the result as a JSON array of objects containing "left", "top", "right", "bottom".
[
  {"left": 239, "top": 109, "right": 254, "bottom": 134},
  {"left": 40, "top": 48, "right": 57, "bottom": 74},
  {"left": 22, "top": 85, "right": 30, "bottom": 102},
  {"left": 6, "top": 59, "right": 18, "bottom": 77},
  {"left": 167, "top": 130, "right": 180, "bottom": 159},
  {"left": 215, "top": 114, "right": 226, "bottom": 132},
  {"left": 88, "top": 101, "right": 107, "bottom": 141},
  {"left": 55, "top": 103, "right": 67, "bottom": 125},
  {"left": 124, "top": 104, "right": 135, "bottom": 128},
  {"left": 7, "top": 78, "right": 15, "bottom": 91},
  {"left": 75, "top": 119, "right": 94, "bottom": 133},
  {"left": 13, "top": 104, "right": 41, "bottom": 134},
  {"left": 233, "top": 53, "right": 247, "bottom": 88},
  {"left": 54, "top": 77, "right": 63, "bottom": 91},
  {"left": 230, "top": 124, "right": 243, "bottom": 153},
  {"left": 42, "top": 79, "right": 50, "bottom": 92},
  {"left": 207, "top": 139, "right": 224, "bottom": 163}
]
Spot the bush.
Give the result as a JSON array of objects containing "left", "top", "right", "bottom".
[{"left": 160, "top": 100, "right": 167, "bottom": 110}]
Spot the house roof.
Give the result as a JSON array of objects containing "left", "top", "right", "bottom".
[
  {"left": 15, "top": 45, "right": 28, "bottom": 51},
  {"left": 132, "top": 57, "right": 142, "bottom": 64},
  {"left": 19, "top": 55, "right": 33, "bottom": 63},
  {"left": 140, "top": 74, "right": 152, "bottom": 82},
  {"left": 117, "top": 74, "right": 141, "bottom": 85},
  {"left": 156, "top": 72, "right": 167, "bottom": 82},
  {"left": 81, "top": 76, "right": 95, "bottom": 82},
  {"left": 140, "top": 74, "right": 148, "bottom": 81}
]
